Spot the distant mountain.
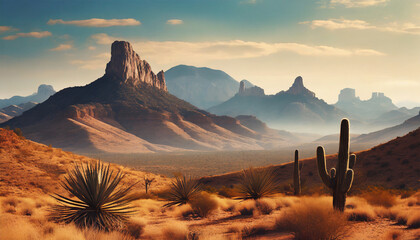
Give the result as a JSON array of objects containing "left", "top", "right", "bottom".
[
  {"left": 0, "top": 102, "right": 37, "bottom": 123},
  {"left": 165, "top": 65, "right": 253, "bottom": 109},
  {"left": 334, "top": 88, "right": 398, "bottom": 120},
  {"left": 208, "top": 76, "right": 345, "bottom": 133},
  {"left": 0, "top": 84, "right": 56, "bottom": 109},
  {"left": 370, "top": 107, "right": 420, "bottom": 127},
  {"left": 2, "top": 41, "right": 284, "bottom": 153},
  {"left": 354, "top": 111, "right": 420, "bottom": 146}
]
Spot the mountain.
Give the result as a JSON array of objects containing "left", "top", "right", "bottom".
[
  {"left": 2, "top": 41, "right": 284, "bottom": 154},
  {"left": 165, "top": 65, "right": 253, "bottom": 109},
  {"left": 334, "top": 88, "right": 398, "bottom": 120},
  {"left": 208, "top": 76, "right": 345, "bottom": 133},
  {"left": 0, "top": 102, "right": 37, "bottom": 123},
  {"left": 0, "top": 84, "right": 56, "bottom": 109},
  {"left": 370, "top": 107, "right": 420, "bottom": 127},
  {"left": 201, "top": 126, "right": 420, "bottom": 190},
  {"left": 354, "top": 111, "right": 420, "bottom": 146}
]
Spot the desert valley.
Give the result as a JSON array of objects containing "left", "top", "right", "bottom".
[{"left": 1, "top": 1, "right": 420, "bottom": 239}]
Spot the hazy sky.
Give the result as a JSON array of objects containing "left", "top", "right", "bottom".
[{"left": 0, "top": 0, "right": 419, "bottom": 106}]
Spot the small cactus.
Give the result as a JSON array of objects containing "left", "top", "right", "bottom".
[
  {"left": 293, "top": 150, "right": 303, "bottom": 196},
  {"left": 317, "top": 119, "right": 356, "bottom": 211}
]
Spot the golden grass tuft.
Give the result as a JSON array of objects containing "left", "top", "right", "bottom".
[
  {"left": 361, "top": 189, "right": 398, "bottom": 208},
  {"left": 161, "top": 221, "right": 189, "bottom": 240},
  {"left": 190, "top": 192, "right": 219, "bottom": 218},
  {"left": 275, "top": 197, "right": 347, "bottom": 240},
  {"left": 123, "top": 217, "right": 146, "bottom": 239}
]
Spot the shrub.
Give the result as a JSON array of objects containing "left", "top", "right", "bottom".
[
  {"left": 123, "top": 218, "right": 146, "bottom": 239},
  {"left": 347, "top": 208, "right": 375, "bottom": 221},
  {"left": 235, "top": 200, "right": 256, "bottom": 216},
  {"left": 236, "top": 167, "right": 280, "bottom": 200},
  {"left": 161, "top": 221, "right": 189, "bottom": 240},
  {"left": 163, "top": 175, "right": 201, "bottom": 207},
  {"left": 190, "top": 192, "right": 219, "bottom": 218},
  {"left": 50, "top": 161, "right": 137, "bottom": 231},
  {"left": 361, "top": 189, "right": 397, "bottom": 208},
  {"left": 255, "top": 198, "right": 275, "bottom": 215},
  {"left": 275, "top": 197, "right": 347, "bottom": 240}
]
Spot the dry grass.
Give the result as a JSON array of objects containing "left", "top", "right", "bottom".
[
  {"left": 361, "top": 189, "right": 398, "bottom": 208},
  {"left": 160, "top": 221, "right": 189, "bottom": 240},
  {"left": 275, "top": 197, "right": 347, "bottom": 240},
  {"left": 255, "top": 198, "right": 276, "bottom": 215},
  {"left": 241, "top": 223, "right": 271, "bottom": 238},
  {"left": 190, "top": 192, "right": 219, "bottom": 218},
  {"left": 122, "top": 217, "right": 146, "bottom": 239},
  {"left": 345, "top": 197, "right": 376, "bottom": 221},
  {"left": 235, "top": 200, "right": 256, "bottom": 216}
]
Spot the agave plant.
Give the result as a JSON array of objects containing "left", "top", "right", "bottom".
[
  {"left": 236, "top": 167, "right": 280, "bottom": 200},
  {"left": 163, "top": 175, "right": 201, "bottom": 207},
  {"left": 50, "top": 161, "right": 137, "bottom": 231}
]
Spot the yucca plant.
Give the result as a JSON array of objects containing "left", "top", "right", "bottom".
[
  {"left": 163, "top": 175, "right": 201, "bottom": 207},
  {"left": 236, "top": 167, "right": 280, "bottom": 200},
  {"left": 50, "top": 161, "right": 137, "bottom": 231}
]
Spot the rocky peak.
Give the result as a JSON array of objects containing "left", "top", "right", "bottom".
[
  {"left": 37, "top": 84, "right": 55, "bottom": 96},
  {"left": 105, "top": 41, "right": 167, "bottom": 91},
  {"left": 285, "top": 76, "right": 315, "bottom": 97},
  {"left": 238, "top": 80, "right": 265, "bottom": 96}
]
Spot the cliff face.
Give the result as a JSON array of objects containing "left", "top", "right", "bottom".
[{"left": 105, "top": 41, "right": 167, "bottom": 91}]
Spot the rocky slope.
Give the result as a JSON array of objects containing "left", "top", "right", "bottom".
[
  {"left": 201, "top": 126, "right": 420, "bottom": 190},
  {"left": 1, "top": 41, "right": 284, "bottom": 153},
  {"left": 0, "top": 84, "right": 55, "bottom": 109},
  {"left": 208, "top": 76, "right": 345, "bottom": 134},
  {"left": 165, "top": 65, "right": 253, "bottom": 109}
]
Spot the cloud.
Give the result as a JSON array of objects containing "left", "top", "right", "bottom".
[
  {"left": 47, "top": 18, "right": 140, "bottom": 27},
  {"left": 50, "top": 44, "right": 73, "bottom": 51},
  {"left": 301, "top": 19, "right": 420, "bottom": 35},
  {"left": 70, "top": 53, "right": 110, "bottom": 70},
  {"left": 329, "top": 0, "right": 388, "bottom": 8},
  {"left": 301, "top": 19, "right": 373, "bottom": 30},
  {"left": 166, "top": 19, "right": 184, "bottom": 25},
  {"left": 0, "top": 26, "right": 17, "bottom": 33},
  {"left": 91, "top": 34, "right": 385, "bottom": 63},
  {"left": 3, "top": 31, "right": 52, "bottom": 40}
]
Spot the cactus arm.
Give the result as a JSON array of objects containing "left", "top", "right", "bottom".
[
  {"left": 340, "top": 169, "right": 354, "bottom": 193},
  {"left": 349, "top": 154, "right": 356, "bottom": 169},
  {"left": 338, "top": 119, "right": 350, "bottom": 164},
  {"left": 317, "top": 146, "right": 332, "bottom": 188}
]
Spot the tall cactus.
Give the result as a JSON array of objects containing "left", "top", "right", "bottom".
[
  {"left": 317, "top": 119, "right": 356, "bottom": 211},
  {"left": 293, "top": 150, "right": 303, "bottom": 196}
]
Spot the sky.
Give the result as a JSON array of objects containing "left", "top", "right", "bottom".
[{"left": 0, "top": 0, "right": 419, "bottom": 106}]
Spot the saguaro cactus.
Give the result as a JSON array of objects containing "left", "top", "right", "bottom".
[
  {"left": 293, "top": 150, "right": 303, "bottom": 196},
  {"left": 317, "top": 119, "right": 356, "bottom": 211}
]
